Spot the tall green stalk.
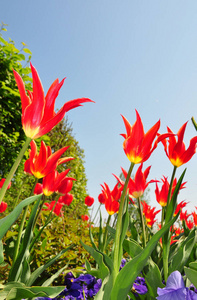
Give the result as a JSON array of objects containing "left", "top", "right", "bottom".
[
  {"left": 0, "top": 137, "right": 31, "bottom": 205},
  {"left": 102, "top": 214, "right": 111, "bottom": 253},
  {"left": 112, "top": 162, "right": 135, "bottom": 281},
  {"left": 137, "top": 196, "right": 146, "bottom": 248},
  {"left": 162, "top": 165, "right": 177, "bottom": 282}
]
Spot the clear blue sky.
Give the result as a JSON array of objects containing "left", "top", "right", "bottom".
[{"left": 1, "top": 1, "right": 197, "bottom": 220}]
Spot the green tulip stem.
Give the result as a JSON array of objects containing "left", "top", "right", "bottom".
[
  {"left": 163, "top": 165, "right": 177, "bottom": 282},
  {"left": 137, "top": 196, "right": 146, "bottom": 248},
  {"left": 102, "top": 214, "right": 111, "bottom": 252},
  {"left": 167, "top": 166, "right": 177, "bottom": 206},
  {"left": 0, "top": 137, "right": 31, "bottom": 205},
  {"left": 191, "top": 116, "right": 197, "bottom": 131},
  {"left": 113, "top": 162, "right": 135, "bottom": 281}
]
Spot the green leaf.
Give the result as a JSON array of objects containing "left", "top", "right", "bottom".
[
  {"left": 23, "top": 48, "right": 32, "bottom": 55},
  {"left": 169, "top": 229, "right": 197, "bottom": 274},
  {"left": 119, "top": 207, "right": 129, "bottom": 264},
  {"left": 2, "top": 282, "right": 65, "bottom": 300},
  {"left": 110, "top": 214, "right": 179, "bottom": 300},
  {"left": 144, "top": 259, "right": 164, "bottom": 298},
  {"left": 0, "top": 241, "right": 4, "bottom": 264},
  {"left": 99, "top": 211, "right": 104, "bottom": 250},
  {"left": 80, "top": 241, "right": 110, "bottom": 281},
  {"left": 184, "top": 266, "right": 197, "bottom": 288},
  {"left": 94, "top": 273, "right": 114, "bottom": 300},
  {"left": 42, "top": 265, "right": 68, "bottom": 287},
  {"left": 0, "top": 36, "right": 7, "bottom": 45},
  {"left": 188, "top": 261, "right": 197, "bottom": 271},
  {"left": 8, "top": 198, "right": 41, "bottom": 282},
  {"left": 27, "top": 245, "right": 73, "bottom": 286},
  {"left": 165, "top": 169, "right": 186, "bottom": 224},
  {"left": 123, "top": 239, "right": 143, "bottom": 258},
  {"left": 89, "top": 221, "right": 98, "bottom": 250},
  {"left": 0, "top": 194, "right": 42, "bottom": 240}
]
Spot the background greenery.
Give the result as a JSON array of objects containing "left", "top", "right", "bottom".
[{"left": 0, "top": 23, "right": 95, "bottom": 285}]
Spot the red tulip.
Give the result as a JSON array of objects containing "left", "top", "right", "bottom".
[
  {"left": 13, "top": 63, "right": 94, "bottom": 139},
  {"left": 98, "top": 193, "right": 105, "bottom": 204},
  {"left": 174, "top": 200, "right": 187, "bottom": 216},
  {"left": 192, "top": 211, "right": 197, "bottom": 226},
  {"left": 0, "top": 201, "right": 7, "bottom": 213},
  {"left": 101, "top": 182, "right": 122, "bottom": 215},
  {"left": 115, "top": 164, "right": 155, "bottom": 199},
  {"left": 34, "top": 183, "right": 43, "bottom": 195},
  {"left": 180, "top": 209, "right": 191, "bottom": 222},
  {"left": 42, "top": 169, "right": 75, "bottom": 196},
  {"left": 81, "top": 215, "right": 89, "bottom": 221},
  {"left": 58, "top": 193, "right": 74, "bottom": 206},
  {"left": 0, "top": 178, "right": 11, "bottom": 190},
  {"left": 186, "top": 219, "right": 194, "bottom": 230},
  {"left": 85, "top": 196, "right": 94, "bottom": 207},
  {"left": 155, "top": 177, "right": 186, "bottom": 207},
  {"left": 141, "top": 201, "right": 160, "bottom": 228},
  {"left": 161, "top": 122, "right": 197, "bottom": 167},
  {"left": 27, "top": 140, "right": 74, "bottom": 179},
  {"left": 44, "top": 200, "right": 63, "bottom": 216},
  {"left": 121, "top": 110, "right": 169, "bottom": 164}
]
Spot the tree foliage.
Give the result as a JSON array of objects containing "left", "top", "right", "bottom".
[{"left": 0, "top": 22, "right": 32, "bottom": 177}]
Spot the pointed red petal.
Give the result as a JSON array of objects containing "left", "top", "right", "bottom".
[
  {"left": 34, "top": 97, "right": 94, "bottom": 138},
  {"left": 42, "top": 78, "right": 66, "bottom": 123},
  {"left": 28, "top": 63, "right": 45, "bottom": 130},
  {"left": 13, "top": 69, "right": 30, "bottom": 115}
]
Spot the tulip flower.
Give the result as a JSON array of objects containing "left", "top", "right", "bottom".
[
  {"left": 24, "top": 159, "right": 32, "bottom": 175},
  {"left": 56, "top": 178, "right": 74, "bottom": 195},
  {"left": 174, "top": 200, "right": 187, "bottom": 216},
  {"left": 42, "top": 169, "right": 75, "bottom": 196},
  {"left": 33, "top": 183, "right": 43, "bottom": 195},
  {"left": 180, "top": 209, "right": 191, "bottom": 222},
  {"left": 27, "top": 140, "right": 74, "bottom": 179},
  {"left": 115, "top": 164, "right": 155, "bottom": 199},
  {"left": 161, "top": 122, "right": 197, "bottom": 167},
  {"left": 85, "top": 196, "right": 94, "bottom": 207},
  {"left": 100, "top": 182, "right": 122, "bottom": 215},
  {"left": 121, "top": 110, "right": 170, "bottom": 164},
  {"left": 0, "top": 201, "right": 7, "bottom": 213},
  {"left": 98, "top": 193, "right": 105, "bottom": 204},
  {"left": 155, "top": 177, "right": 186, "bottom": 207},
  {"left": 142, "top": 201, "right": 161, "bottom": 228},
  {"left": 0, "top": 178, "right": 11, "bottom": 190},
  {"left": 13, "top": 63, "right": 94, "bottom": 139},
  {"left": 58, "top": 193, "right": 74, "bottom": 206},
  {"left": 186, "top": 219, "right": 194, "bottom": 230},
  {"left": 43, "top": 200, "right": 63, "bottom": 216},
  {"left": 81, "top": 215, "right": 89, "bottom": 221},
  {"left": 192, "top": 211, "right": 197, "bottom": 226}
]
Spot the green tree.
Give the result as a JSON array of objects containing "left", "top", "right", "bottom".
[{"left": 0, "top": 23, "right": 32, "bottom": 177}]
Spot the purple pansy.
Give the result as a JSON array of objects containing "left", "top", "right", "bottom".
[
  {"left": 157, "top": 271, "right": 197, "bottom": 300},
  {"left": 133, "top": 276, "right": 148, "bottom": 295}
]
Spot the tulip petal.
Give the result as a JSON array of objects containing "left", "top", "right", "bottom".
[
  {"left": 34, "top": 97, "right": 93, "bottom": 139},
  {"left": 13, "top": 70, "right": 30, "bottom": 115}
]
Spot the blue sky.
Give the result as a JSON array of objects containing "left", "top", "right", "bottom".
[{"left": 1, "top": 1, "right": 197, "bottom": 220}]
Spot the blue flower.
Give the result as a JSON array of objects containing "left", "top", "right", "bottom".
[
  {"left": 119, "top": 258, "right": 127, "bottom": 271},
  {"left": 132, "top": 276, "right": 148, "bottom": 295},
  {"left": 157, "top": 271, "right": 197, "bottom": 300}
]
